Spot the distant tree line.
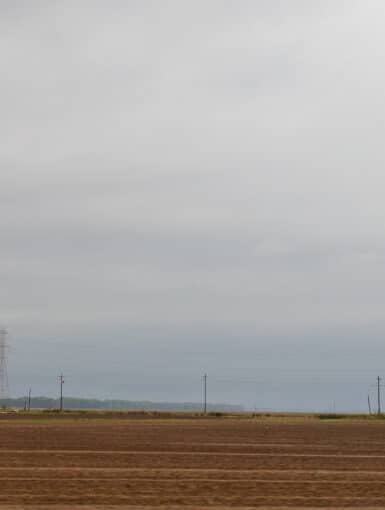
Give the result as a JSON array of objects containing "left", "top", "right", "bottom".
[{"left": 0, "top": 396, "right": 243, "bottom": 412}]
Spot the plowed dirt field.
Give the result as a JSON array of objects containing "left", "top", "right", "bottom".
[{"left": 1, "top": 414, "right": 385, "bottom": 509}]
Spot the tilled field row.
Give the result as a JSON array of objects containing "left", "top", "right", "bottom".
[
  {"left": 3, "top": 442, "right": 385, "bottom": 454},
  {"left": 0, "top": 506, "right": 383, "bottom": 510},
  {"left": 2, "top": 478, "right": 385, "bottom": 496},
  {"left": 0, "top": 421, "right": 382, "bottom": 447},
  {"left": 3, "top": 494, "right": 385, "bottom": 507},
  {"left": 5, "top": 448, "right": 385, "bottom": 457},
  {"left": 2, "top": 467, "right": 385, "bottom": 481},
  {"left": 4, "top": 477, "right": 385, "bottom": 483},
  {"left": 2, "top": 452, "right": 385, "bottom": 471}
]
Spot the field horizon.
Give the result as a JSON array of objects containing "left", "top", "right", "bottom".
[{"left": 0, "top": 408, "right": 378, "bottom": 421}]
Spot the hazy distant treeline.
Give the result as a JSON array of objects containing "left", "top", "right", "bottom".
[{"left": 0, "top": 396, "right": 243, "bottom": 411}]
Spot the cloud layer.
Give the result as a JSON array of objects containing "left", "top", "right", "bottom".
[{"left": 2, "top": 1, "right": 385, "bottom": 409}]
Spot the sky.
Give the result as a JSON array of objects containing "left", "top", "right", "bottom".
[{"left": 2, "top": 1, "right": 385, "bottom": 411}]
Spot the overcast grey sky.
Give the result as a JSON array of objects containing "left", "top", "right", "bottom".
[{"left": 2, "top": 1, "right": 385, "bottom": 410}]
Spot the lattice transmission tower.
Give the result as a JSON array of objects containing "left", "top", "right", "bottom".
[{"left": 0, "top": 329, "right": 9, "bottom": 400}]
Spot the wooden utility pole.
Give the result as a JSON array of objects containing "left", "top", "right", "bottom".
[
  {"left": 203, "top": 373, "right": 207, "bottom": 414},
  {"left": 59, "top": 374, "right": 64, "bottom": 411},
  {"left": 368, "top": 394, "right": 372, "bottom": 415},
  {"left": 377, "top": 376, "right": 381, "bottom": 415},
  {"left": 28, "top": 387, "right": 31, "bottom": 412}
]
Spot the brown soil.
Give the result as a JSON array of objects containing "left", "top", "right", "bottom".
[{"left": 1, "top": 415, "right": 385, "bottom": 508}]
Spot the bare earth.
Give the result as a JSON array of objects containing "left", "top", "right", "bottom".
[{"left": 1, "top": 414, "right": 385, "bottom": 509}]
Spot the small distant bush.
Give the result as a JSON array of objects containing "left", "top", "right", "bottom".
[
  {"left": 319, "top": 413, "right": 350, "bottom": 420},
  {"left": 319, "top": 413, "right": 383, "bottom": 420}
]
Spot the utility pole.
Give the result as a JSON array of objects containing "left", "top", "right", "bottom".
[
  {"left": 0, "top": 329, "right": 9, "bottom": 401},
  {"left": 59, "top": 374, "right": 64, "bottom": 411},
  {"left": 377, "top": 376, "right": 381, "bottom": 415},
  {"left": 368, "top": 394, "right": 372, "bottom": 415},
  {"left": 28, "top": 387, "right": 31, "bottom": 412},
  {"left": 203, "top": 373, "right": 207, "bottom": 414}
]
